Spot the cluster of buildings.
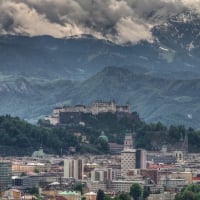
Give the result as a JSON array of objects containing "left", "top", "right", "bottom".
[
  {"left": 46, "top": 100, "right": 131, "bottom": 125},
  {"left": 0, "top": 131, "right": 199, "bottom": 200}
]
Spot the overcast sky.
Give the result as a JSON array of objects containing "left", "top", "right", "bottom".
[{"left": 0, "top": 0, "right": 199, "bottom": 44}]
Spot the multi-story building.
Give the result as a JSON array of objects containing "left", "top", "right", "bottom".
[
  {"left": 111, "top": 168, "right": 121, "bottom": 180},
  {"left": 87, "top": 181, "right": 107, "bottom": 192},
  {"left": 111, "top": 179, "right": 145, "bottom": 192},
  {"left": 64, "top": 158, "right": 85, "bottom": 180},
  {"left": 0, "top": 161, "right": 12, "bottom": 191},
  {"left": 121, "top": 134, "right": 136, "bottom": 178},
  {"left": 141, "top": 169, "right": 159, "bottom": 184},
  {"left": 12, "top": 175, "right": 42, "bottom": 189},
  {"left": 90, "top": 168, "right": 112, "bottom": 182},
  {"left": 136, "top": 149, "right": 147, "bottom": 169},
  {"left": 121, "top": 149, "right": 136, "bottom": 178}
]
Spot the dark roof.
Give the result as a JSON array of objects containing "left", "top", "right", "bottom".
[{"left": 153, "top": 155, "right": 176, "bottom": 164}]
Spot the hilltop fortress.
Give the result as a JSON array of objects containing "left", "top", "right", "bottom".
[{"left": 47, "top": 100, "right": 131, "bottom": 125}]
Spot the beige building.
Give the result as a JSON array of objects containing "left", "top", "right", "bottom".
[
  {"left": 12, "top": 162, "right": 47, "bottom": 174},
  {"left": 85, "top": 192, "right": 97, "bottom": 200},
  {"left": 171, "top": 172, "right": 192, "bottom": 184},
  {"left": 2, "top": 189, "right": 21, "bottom": 200}
]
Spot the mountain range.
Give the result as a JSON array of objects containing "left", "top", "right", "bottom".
[{"left": 1, "top": 10, "right": 200, "bottom": 128}]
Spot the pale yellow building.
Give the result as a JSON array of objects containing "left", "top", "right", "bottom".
[
  {"left": 171, "top": 172, "right": 193, "bottom": 184},
  {"left": 85, "top": 192, "right": 97, "bottom": 200},
  {"left": 2, "top": 189, "right": 21, "bottom": 200}
]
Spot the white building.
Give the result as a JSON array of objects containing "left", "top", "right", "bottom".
[
  {"left": 91, "top": 168, "right": 112, "bottom": 182},
  {"left": 112, "top": 179, "right": 145, "bottom": 192},
  {"left": 64, "top": 158, "right": 85, "bottom": 180}
]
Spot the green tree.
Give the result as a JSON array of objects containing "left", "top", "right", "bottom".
[
  {"left": 187, "top": 184, "right": 200, "bottom": 193},
  {"left": 29, "top": 186, "right": 39, "bottom": 195},
  {"left": 96, "top": 189, "right": 104, "bottom": 200},
  {"left": 74, "top": 182, "right": 83, "bottom": 194},
  {"left": 97, "top": 139, "right": 109, "bottom": 153},
  {"left": 113, "top": 197, "right": 120, "bottom": 200},
  {"left": 104, "top": 194, "right": 112, "bottom": 200},
  {"left": 119, "top": 192, "right": 131, "bottom": 200},
  {"left": 194, "top": 193, "right": 200, "bottom": 200},
  {"left": 20, "top": 172, "right": 27, "bottom": 176},
  {"left": 168, "top": 125, "right": 181, "bottom": 141},
  {"left": 143, "top": 186, "right": 150, "bottom": 200},
  {"left": 175, "top": 184, "right": 200, "bottom": 200},
  {"left": 130, "top": 183, "right": 142, "bottom": 200},
  {"left": 182, "top": 190, "right": 195, "bottom": 200},
  {"left": 155, "top": 121, "right": 167, "bottom": 131},
  {"left": 34, "top": 168, "right": 40, "bottom": 173}
]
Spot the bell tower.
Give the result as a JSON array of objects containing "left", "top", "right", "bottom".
[
  {"left": 121, "top": 132, "right": 136, "bottom": 178},
  {"left": 124, "top": 133, "right": 134, "bottom": 150}
]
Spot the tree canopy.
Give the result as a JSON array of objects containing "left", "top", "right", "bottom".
[
  {"left": 130, "top": 183, "right": 142, "bottom": 200},
  {"left": 96, "top": 189, "right": 104, "bottom": 200},
  {"left": 0, "top": 113, "right": 200, "bottom": 156},
  {"left": 175, "top": 184, "right": 200, "bottom": 200}
]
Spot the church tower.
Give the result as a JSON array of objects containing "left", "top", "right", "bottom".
[
  {"left": 124, "top": 134, "right": 133, "bottom": 150},
  {"left": 121, "top": 132, "right": 136, "bottom": 178},
  {"left": 124, "top": 131, "right": 136, "bottom": 149}
]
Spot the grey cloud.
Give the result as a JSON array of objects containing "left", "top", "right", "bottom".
[
  {"left": 0, "top": 14, "right": 14, "bottom": 32},
  {"left": 0, "top": 0, "right": 198, "bottom": 44},
  {"left": 125, "top": 0, "right": 185, "bottom": 20}
]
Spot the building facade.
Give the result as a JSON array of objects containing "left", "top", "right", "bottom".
[
  {"left": 0, "top": 161, "right": 12, "bottom": 191},
  {"left": 136, "top": 149, "right": 147, "bottom": 169},
  {"left": 121, "top": 134, "right": 136, "bottom": 178},
  {"left": 121, "top": 149, "right": 136, "bottom": 178},
  {"left": 64, "top": 159, "right": 85, "bottom": 180}
]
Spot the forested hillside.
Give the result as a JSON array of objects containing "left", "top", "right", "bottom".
[{"left": 0, "top": 113, "right": 200, "bottom": 156}]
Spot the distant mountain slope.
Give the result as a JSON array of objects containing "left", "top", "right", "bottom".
[
  {"left": 67, "top": 67, "right": 200, "bottom": 128},
  {"left": 0, "top": 76, "right": 78, "bottom": 122},
  {"left": 0, "top": 30, "right": 200, "bottom": 82},
  {"left": 1, "top": 10, "right": 200, "bottom": 127},
  {"left": 152, "top": 10, "right": 200, "bottom": 72},
  {"left": 1, "top": 67, "right": 200, "bottom": 128}
]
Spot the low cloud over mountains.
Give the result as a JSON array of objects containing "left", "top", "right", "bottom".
[{"left": 0, "top": 0, "right": 200, "bottom": 44}]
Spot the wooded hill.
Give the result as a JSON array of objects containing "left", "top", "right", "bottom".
[{"left": 0, "top": 113, "right": 199, "bottom": 156}]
